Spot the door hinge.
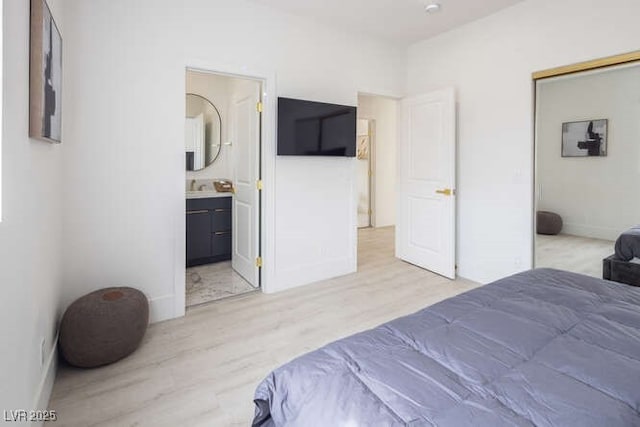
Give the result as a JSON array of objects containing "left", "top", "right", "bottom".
[
  {"left": 256, "top": 257, "right": 263, "bottom": 268},
  {"left": 256, "top": 179, "right": 263, "bottom": 191},
  {"left": 256, "top": 101, "right": 263, "bottom": 113}
]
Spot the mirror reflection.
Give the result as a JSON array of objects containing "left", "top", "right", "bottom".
[
  {"left": 534, "top": 63, "right": 640, "bottom": 279},
  {"left": 185, "top": 93, "right": 222, "bottom": 171}
]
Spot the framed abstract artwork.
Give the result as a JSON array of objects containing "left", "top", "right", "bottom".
[{"left": 30, "top": 0, "right": 62, "bottom": 143}]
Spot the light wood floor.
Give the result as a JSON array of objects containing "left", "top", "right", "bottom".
[
  {"left": 536, "top": 233, "right": 614, "bottom": 278},
  {"left": 48, "top": 227, "right": 478, "bottom": 426}
]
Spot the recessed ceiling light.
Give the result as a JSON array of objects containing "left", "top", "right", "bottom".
[{"left": 424, "top": 3, "right": 442, "bottom": 14}]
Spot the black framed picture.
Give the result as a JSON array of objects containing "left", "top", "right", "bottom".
[
  {"left": 561, "top": 119, "right": 608, "bottom": 157},
  {"left": 29, "top": 0, "right": 63, "bottom": 143}
]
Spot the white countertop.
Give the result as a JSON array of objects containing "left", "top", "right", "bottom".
[{"left": 186, "top": 191, "right": 233, "bottom": 199}]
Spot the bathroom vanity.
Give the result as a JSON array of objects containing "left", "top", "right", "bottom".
[{"left": 186, "top": 194, "right": 232, "bottom": 267}]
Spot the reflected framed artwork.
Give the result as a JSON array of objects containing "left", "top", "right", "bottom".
[{"left": 561, "top": 119, "right": 607, "bottom": 157}]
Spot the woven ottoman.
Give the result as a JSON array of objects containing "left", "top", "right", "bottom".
[
  {"left": 537, "top": 211, "right": 563, "bottom": 235},
  {"left": 59, "top": 287, "right": 149, "bottom": 368}
]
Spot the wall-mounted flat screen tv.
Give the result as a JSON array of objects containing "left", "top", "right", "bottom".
[{"left": 277, "top": 97, "right": 356, "bottom": 157}]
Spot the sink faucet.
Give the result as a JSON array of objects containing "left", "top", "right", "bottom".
[{"left": 189, "top": 179, "right": 196, "bottom": 191}]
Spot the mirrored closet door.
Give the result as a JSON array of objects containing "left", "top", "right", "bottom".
[{"left": 534, "top": 61, "right": 640, "bottom": 278}]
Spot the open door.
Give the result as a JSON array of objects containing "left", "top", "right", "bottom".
[
  {"left": 231, "top": 83, "right": 261, "bottom": 287},
  {"left": 396, "top": 88, "right": 456, "bottom": 279}
]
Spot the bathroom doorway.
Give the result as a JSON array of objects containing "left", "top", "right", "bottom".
[{"left": 184, "top": 69, "right": 263, "bottom": 307}]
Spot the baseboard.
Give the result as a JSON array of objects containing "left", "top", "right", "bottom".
[
  {"left": 31, "top": 338, "right": 58, "bottom": 427},
  {"left": 562, "top": 223, "right": 619, "bottom": 241},
  {"left": 149, "top": 294, "right": 177, "bottom": 323},
  {"left": 270, "top": 257, "right": 357, "bottom": 293}
]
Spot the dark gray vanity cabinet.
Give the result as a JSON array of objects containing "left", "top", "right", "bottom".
[{"left": 186, "top": 197, "right": 232, "bottom": 267}]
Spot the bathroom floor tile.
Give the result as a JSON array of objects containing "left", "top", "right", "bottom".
[{"left": 186, "top": 261, "right": 257, "bottom": 307}]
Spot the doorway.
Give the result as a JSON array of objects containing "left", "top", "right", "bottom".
[
  {"left": 356, "top": 118, "right": 374, "bottom": 228},
  {"left": 356, "top": 94, "right": 398, "bottom": 268},
  {"left": 184, "top": 69, "right": 263, "bottom": 307}
]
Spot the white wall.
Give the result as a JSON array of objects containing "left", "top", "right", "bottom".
[
  {"left": 0, "top": 0, "right": 64, "bottom": 418},
  {"left": 357, "top": 95, "right": 398, "bottom": 228},
  {"left": 537, "top": 65, "right": 640, "bottom": 241},
  {"left": 59, "top": 0, "right": 405, "bottom": 321},
  {"left": 407, "top": 0, "right": 640, "bottom": 283}
]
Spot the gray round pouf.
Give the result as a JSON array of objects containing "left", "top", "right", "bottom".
[
  {"left": 59, "top": 287, "right": 149, "bottom": 368},
  {"left": 537, "top": 211, "right": 563, "bottom": 235}
]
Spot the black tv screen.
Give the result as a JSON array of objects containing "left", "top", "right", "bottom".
[{"left": 278, "top": 97, "right": 356, "bottom": 157}]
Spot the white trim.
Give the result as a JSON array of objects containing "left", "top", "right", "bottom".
[
  {"left": 174, "top": 61, "right": 277, "bottom": 318},
  {"left": 31, "top": 338, "right": 58, "bottom": 426},
  {"left": 150, "top": 294, "right": 178, "bottom": 323}
]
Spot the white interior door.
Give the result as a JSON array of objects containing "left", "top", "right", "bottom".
[
  {"left": 397, "top": 88, "right": 456, "bottom": 279},
  {"left": 231, "top": 86, "right": 261, "bottom": 287}
]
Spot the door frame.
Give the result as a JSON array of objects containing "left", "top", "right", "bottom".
[{"left": 175, "top": 62, "right": 276, "bottom": 318}]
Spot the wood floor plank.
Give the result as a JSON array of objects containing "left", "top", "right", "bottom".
[{"left": 48, "top": 227, "right": 478, "bottom": 426}]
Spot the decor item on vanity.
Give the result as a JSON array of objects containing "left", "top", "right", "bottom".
[
  {"left": 59, "top": 287, "right": 149, "bottom": 368},
  {"left": 214, "top": 179, "right": 234, "bottom": 193},
  {"left": 29, "top": 0, "right": 63, "bottom": 143},
  {"left": 561, "top": 119, "right": 608, "bottom": 157}
]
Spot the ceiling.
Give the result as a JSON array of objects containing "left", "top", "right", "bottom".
[{"left": 249, "top": 0, "right": 525, "bottom": 45}]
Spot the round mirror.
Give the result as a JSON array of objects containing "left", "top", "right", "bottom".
[{"left": 185, "top": 93, "right": 222, "bottom": 171}]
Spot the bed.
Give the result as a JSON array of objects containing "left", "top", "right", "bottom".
[
  {"left": 252, "top": 268, "right": 640, "bottom": 427},
  {"left": 604, "top": 225, "right": 640, "bottom": 287}
]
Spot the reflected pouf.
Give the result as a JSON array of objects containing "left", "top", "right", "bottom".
[
  {"left": 59, "top": 287, "right": 149, "bottom": 368},
  {"left": 537, "top": 211, "right": 563, "bottom": 235}
]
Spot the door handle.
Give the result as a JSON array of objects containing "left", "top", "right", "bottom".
[
  {"left": 187, "top": 210, "right": 209, "bottom": 214},
  {"left": 435, "top": 188, "right": 454, "bottom": 196}
]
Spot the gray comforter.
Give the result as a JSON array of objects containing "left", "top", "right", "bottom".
[
  {"left": 253, "top": 268, "right": 640, "bottom": 427},
  {"left": 615, "top": 225, "right": 640, "bottom": 261}
]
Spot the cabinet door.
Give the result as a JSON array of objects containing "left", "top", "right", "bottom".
[
  {"left": 186, "top": 211, "right": 212, "bottom": 261},
  {"left": 211, "top": 207, "right": 232, "bottom": 232},
  {"left": 211, "top": 231, "right": 232, "bottom": 257}
]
